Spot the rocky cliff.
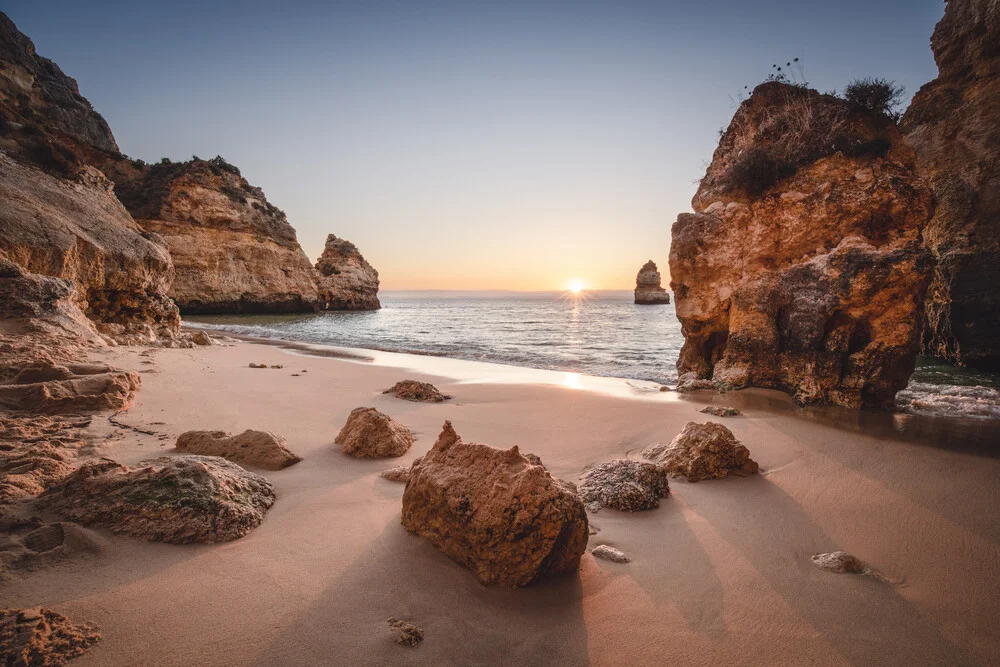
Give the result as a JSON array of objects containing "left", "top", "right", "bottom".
[
  {"left": 314, "top": 234, "right": 380, "bottom": 310},
  {"left": 104, "top": 157, "right": 321, "bottom": 314},
  {"left": 903, "top": 0, "right": 1000, "bottom": 371},
  {"left": 0, "top": 13, "right": 179, "bottom": 341},
  {"left": 670, "top": 82, "right": 933, "bottom": 408},
  {"left": 634, "top": 260, "right": 670, "bottom": 305}
]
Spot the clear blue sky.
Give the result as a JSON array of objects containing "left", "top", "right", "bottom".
[{"left": 6, "top": 1, "right": 944, "bottom": 289}]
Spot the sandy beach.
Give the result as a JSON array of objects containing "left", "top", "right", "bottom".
[{"left": 3, "top": 335, "right": 998, "bottom": 666}]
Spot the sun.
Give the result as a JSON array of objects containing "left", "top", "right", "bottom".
[{"left": 566, "top": 278, "right": 587, "bottom": 294}]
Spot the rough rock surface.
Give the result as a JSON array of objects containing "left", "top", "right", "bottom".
[
  {"left": 335, "top": 408, "right": 413, "bottom": 459},
  {"left": 592, "top": 544, "right": 630, "bottom": 563},
  {"left": 379, "top": 466, "right": 411, "bottom": 483},
  {"left": 103, "top": 157, "right": 320, "bottom": 314},
  {"left": 314, "top": 234, "right": 380, "bottom": 310},
  {"left": 382, "top": 380, "right": 451, "bottom": 402},
  {"left": 811, "top": 551, "right": 870, "bottom": 575},
  {"left": 670, "top": 82, "right": 933, "bottom": 408},
  {"left": 0, "top": 360, "right": 140, "bottom": 415},
  {"left": 633, "top": 260, "right": 671, "bottom": 305},
  {"left": 0, "top": 519, "right": 104, "bottom": 573},
  {"left": 0, "top": 416, "right": 91, "bottom": 510},
  {"left": 400, "top": 421, "right": 589, "bottom": 587},
  {"left": 386, "top": 617, "right": 423, "bottom": 647},
  {"left": 175, "top": 429, "right": 302, "bottom": 470},
  {"left": 699, "top": 405, "right": 742, "bottom": 417},
  {"left": 40, "top": 456, "right": 275, "bottom": 543},
  {"left": 903, "top": 0, "right": 1000, "bottom": 370},
  {"left": 578, "top": 460, "right": 670, "bottom": 512},
  {"left": 0, "top": 154, "right": 179, "bottom": 337},
  {"left": 642, "top": 421, "right": 758, "bottom": 482},
  {"left": 0, "top": 607, "right": 101, "bottom": 666}
]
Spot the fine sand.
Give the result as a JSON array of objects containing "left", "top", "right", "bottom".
[{"left": 3, "top": 335, "right": 1000, "bottom": 666}]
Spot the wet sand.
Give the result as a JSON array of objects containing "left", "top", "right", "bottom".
[{"left": 3, "top": 337, "right": 999, "bottom": 666}]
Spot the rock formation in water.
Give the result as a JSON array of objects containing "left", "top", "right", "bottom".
[
  {"left": 633, "top": 260, "right": 671, "bottom": 305},
  {"left": 0, "top": 14, "right": 179, "bottom": 341},
  {"left": 104, "top": 156, "right": 322, "bottom": 314},
  {"left": 670, "top": 81, "right": 934, "bottom": 408},
  {"left": 642, "top": 421, "right": 758, "bottom": 482},
  {"left": 314, "top": 234, "right": 381, "bottom": 310},
  {"left": 175, "top": 429, "right": 302, "bottom": 470},
  {"left": 40, "top": 456, "right": 275, "bottom": 543},
  {"left": 401, "top": 421, "right": 589, "bottom": 587},
  {"left": 902, "top": 0, "right": 1000, "bottom": 371}
]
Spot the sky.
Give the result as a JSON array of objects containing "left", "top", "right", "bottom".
[{"left": 6, "top": 1, "right": 944, "bottom": 290}]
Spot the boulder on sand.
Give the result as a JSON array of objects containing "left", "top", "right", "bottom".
[
  {"left": 642, "top": 421, "right": 758, "bottom": 482},
  {"left": 336, "top": 407, "right": 413, "bottom": 459},
  {"left": 39, "top": 456, "right": 275, "bottom": 543},
  {"left": 382, "top": 380, "right": 451, "bottom": 403},
  {"left": 578, "top": 459, "right": 670, "bottom": 512},
  {"left": 401, "top": 421, "right": 589, "bottom": 587},
  {"left": 175, "top": 429, "right": 302, "bottom": 470}
]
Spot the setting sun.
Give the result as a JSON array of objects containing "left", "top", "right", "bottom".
[{"left": 566, "top": 278, "right": 587, "bottom": 294}]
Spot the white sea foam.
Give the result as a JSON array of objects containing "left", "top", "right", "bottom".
[{"left": 896, "top": 382, "right": 1000, "bottom": 419}]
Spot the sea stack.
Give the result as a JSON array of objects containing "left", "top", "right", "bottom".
[
  {"left": 902, "top": 0, "right": 1000, "bottom": 371},
  {"left": 633, "top": 260, "right": 671, "bottom": 305},
  {"left": 314, "top": 234, "right": 381, "bottom": 310},
  {"left": 669, "top": 82, "right": 933, "bottom": 408}
]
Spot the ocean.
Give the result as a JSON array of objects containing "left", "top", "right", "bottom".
[{"left": 190, "top": 290, "right": 1000, "bottom": 420}]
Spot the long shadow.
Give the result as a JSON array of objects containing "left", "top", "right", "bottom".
[
  {"left": 251, "top": 520, "right": 590, "bottom": 666},
  {"left": 683, "top": 476, "right": 979, "bottom": 666}
]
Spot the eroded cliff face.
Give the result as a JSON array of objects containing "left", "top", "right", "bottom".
[
  {"left": 670, "top": 82, "right": 933, "bottom": 408},
  {"left": 903, "top": 0, "right": 1000, "bottom": 371},
  {"left": 0, "top": 13, "right": 179, "bottom": 340},
  {"left": 105, "top": 157, "right": 321, "bottom": 314},
  {"left": 314, "top": 234, "right": 380, "bottom": 310}
]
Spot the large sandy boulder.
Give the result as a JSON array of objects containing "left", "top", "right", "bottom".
[
  {"left": 39, "top": 456, "right": 275, "bottom": 543},
  {"left": 314, "top": 234, "right": 380, "bottom": 310},
  {"left": 642, "top": 421, "right": 758, "bottom": 482},
  {"left": 902, "top": 0, "right": 1000, "bottom": 371},
  {"left": 103, "top": 156, "right": 320, "bottom": 314},
  {"left": 0, "top": 607, "right": 101, "bottom": 666},
  {"left": 670, "top": 82, "right": 933, "bottom": 408},
  {"left": 578, "top": 459, "right": 671, "bottom": 511},
  {"left": 335, "top": 407, "right": 413, "bottom": 458},
  {"left": 634, "top": 260, "right": 671, "bottom": 305},
  {"left": 401, "top": 421, "right": 589, "bottom": 587},
  {"left": 175, "top": 429, "right": 302, "bottom": 470}
]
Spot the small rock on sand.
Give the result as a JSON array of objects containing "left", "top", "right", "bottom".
[
  {"left": 643, "top": 421, "right": 758, "bottom": 482},
  {"left": 387, "top": 617, "right": 423, "bottom": 647},
  {"left": 249, "top": 363, "right": 267, "bottom": 369},
  {"left": 811, "top": 551, "right": 870, "bottom": 575},
  {"left": 190, "top": 331, "right": 213, "bottom": 346},
  {"left": 0, "top": 607, "right": 102, "bottom": 665},
  {"left": 336, "top": 407, "right": 414, "bottom": 459},
  {"left": 699, "top": 405, "right": 742, "bottom": 417},
  {"left": 379, "top": 466, "right": 411, "bottom": 482},
  {"left": 592, "top": 545, "right": 629, "bottom": 563},
  {"left": 383, "top": 380, "right": 452, "bottom": 402},
  {"left": 175, "top": 429, "right": 302, "bottom": 470},
  {"left": 578, "top": 459, "right": 670, "bottom": 512}
]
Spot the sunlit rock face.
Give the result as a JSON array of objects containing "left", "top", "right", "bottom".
[
  {"left": 634, "top": 260, "right": 671, "bottom": 305},
  {"left": 903, "top": 0, "right": 1000, "bottom": 371},
  {"left": 670, "top": 82, "right": 933, "bottom": 408},
  {"left": 104, "top": 157, "right": 322, "bottom": 315},
  {"left": 0, "top": 13, "right": 180, "bottom": 338},
  {"left": 314, "top": 234, "right": 381, "bottom": 310}
]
